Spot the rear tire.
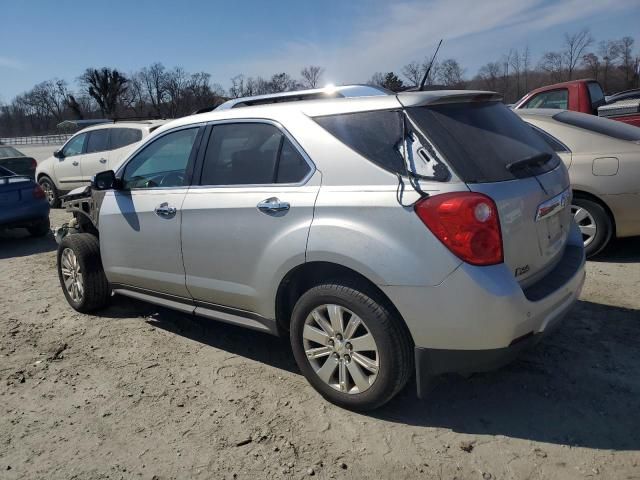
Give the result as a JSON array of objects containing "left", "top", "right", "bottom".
[
  {"left": 572, "top": 198, "right": 612, "bottom": 258},
  {"left": 27, "top": 217, "right": 50, "bottom": 237},
  {"left": 57, "top": 233, "right": 110, "bottom": 312},
  {"left": 290, "top": 282, "right": 413, "bottom": 411},
  {"left": 39, "top": 176, "right": 60, "bottom": 208}
]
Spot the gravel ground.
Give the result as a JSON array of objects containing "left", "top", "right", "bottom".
[{"left": 1, "top": 209, "right": 639, "bottom": 480}]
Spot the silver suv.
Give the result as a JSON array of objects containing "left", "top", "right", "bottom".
[{"left": 56, "top": 89, "right": 586, "bottom": 410}]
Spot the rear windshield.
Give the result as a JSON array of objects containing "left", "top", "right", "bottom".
[
  {"left": 407, "top": 102, "right": 559, "bottom": 182},
  {"left": 554, "top": 110, "right": 640, "bottom": 142},
  {"left": 0, "top": 146, "right": 25, "bottom": 158}
]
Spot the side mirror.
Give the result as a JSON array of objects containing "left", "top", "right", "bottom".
[
  {"left": 53, "top": 150, "right": 64, "bottom": 159},
  {"left": 92, "top": 170, "right": 120, "bottom": 190}
]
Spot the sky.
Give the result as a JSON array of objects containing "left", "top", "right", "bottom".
[{"left": 1, "top": 0, "right": 639, "bottom": 102}]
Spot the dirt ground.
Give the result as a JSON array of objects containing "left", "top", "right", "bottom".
[{"left": 1, "top": 209, "right": 639, "bottom": 480}]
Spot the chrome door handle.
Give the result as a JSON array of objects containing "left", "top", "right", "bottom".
[
  {"left": 155, "top": 202, "right": 177, "bottom": 218},
  {"left": 72, "top": 161, "right": 79, "bottom": 166},
  {"left": 99, "top": 158, "right": 107, "bottom": 164},
  {"left": 257, "top": 197, "right": 290, "bottom": 213}
]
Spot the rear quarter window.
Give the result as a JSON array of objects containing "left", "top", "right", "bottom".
[{"left": 110, "top": 128, "right": 143, "bottom": 149}]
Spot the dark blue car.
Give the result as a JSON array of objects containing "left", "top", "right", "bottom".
[{"left": 0, "top": 165, "right": 50, "bottom": 236}]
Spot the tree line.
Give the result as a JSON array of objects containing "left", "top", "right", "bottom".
[{"left": 0, "top": 29, "right": 637, "bottom": 137}]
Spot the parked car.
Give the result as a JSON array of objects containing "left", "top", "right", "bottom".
[
  {"left": 516, "top": 108, "right": 640, "bottom": 257},
  {"left": 36, "top": 120, "right": 167, "bottom": 207},
  {"left": 56, "top": 89, "right": 585, "bottom": 410},
  {"left": 513, "top": 79, "right": 640, "bottom": 127},
  {"left": 0, "top": 145, "right": 38, "bottom": 179},
  {"left": 0, "top": 165, "right": 50, "bottom": 236}
]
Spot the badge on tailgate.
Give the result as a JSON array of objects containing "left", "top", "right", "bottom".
[{"left": 535, "top": 188, "right": 570, "bottom": 222}]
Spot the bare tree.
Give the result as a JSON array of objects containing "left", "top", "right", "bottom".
[
  {"left": 437, "top": 59, "right": 465, "bottom": 87},
  {"left": 538, "top": 52, "right": 565, "bottom": 82},
  {"left": 164, "top": 67, "right": 189, "bottom": 117},
  {"left": 477, "top": 62, "right": 501, "bottom": 91},
  {"left": 401, "top": 60, "right": 424, "bottom": 87},
  {"left": 522, "top": 45, "right": 531, "bottom": 92},
  {"left": 268, "top": 73, "right": 298, "bottom": 93},
  {"left": 367, "top": 72, "right": 385, "bottom": 87},
  {"left": 28, "top": 79, "right": 70, "bottom": 121},
  {"left": 582, "top": 52, "right": 601, "bottom": 80},
  {"left": 300, "top": 65, "right": 324, "bottom": 88},
  {"left": 619, "top": 36, "right": 635, "bottom": 88},
  {"left": 139, "top": 63, "right": 167, "bottom": 116},
  {"left": 599, "top": 40, "right": 622, "bottom": 91},
  {"left": 563, "top": 29, "right": 594, "bottom": 80},
  {"left": 510, "top": 50, "right": 522, "bottom": 98},
  {"left": 80, "top": 68, "right": 128, "bottom": 116}
]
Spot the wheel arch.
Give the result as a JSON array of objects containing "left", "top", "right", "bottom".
[
  {"left": 275, "top": 261, "right": 415, "bottom": 346},
  {"left": 572, "top": 188, "right": 617, "bottom": 237}
]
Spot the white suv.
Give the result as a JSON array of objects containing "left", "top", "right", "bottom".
[{"left": 36, "top": 121, "right": 166, "bottom": 206}]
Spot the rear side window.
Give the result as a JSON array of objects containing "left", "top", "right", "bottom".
[
  {"left": 524, "top": 89, "right": 568, "bottom": 109},
  {"left": 110, "top": 128, "right": 142, "bottom": 149},
  {"left": 200, "top": 123, "right": 311, "bottom": 185},
  {"left": 314, "top": 110, "right": 404, "bottom": 174},
  {"left": 554, "top": 111, "right": 640, "bottom": 142},
  {"left": 587, "top": 82, "right": 605, "bottom": 111},
  {"left": 407, "top": 102, "right": 559, "bottom": 183},
  {"left": 86, "top": 129, "right": 110, "bottom": 153},
  {"left": 530, "top": 125, "right": 570, "bottom": 153}
]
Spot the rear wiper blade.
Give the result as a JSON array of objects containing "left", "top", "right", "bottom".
[{"left": 506, "top": 152, "right": 552, "bottom": 172}]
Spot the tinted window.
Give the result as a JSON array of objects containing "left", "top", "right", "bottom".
[
  {"left": 111, "top": 128, "right": 142, "bottom": 149},
  {"left": 0, "top": 165, "right": 13, "bottom": 176},
  {"left": 524, "top": 89, "right": 568, "bottom": 109},
  {"left": 554, "top": 111, "right": 640, "bottom": 142},
  {"left": 314, "top": 110, "right": 404, "bottom": 174},
  {"left": 200, "top": 123, "right": 309, "bottom": 185},
  {"left": 530, "top": 125, "right": 569, "bottom": 152},
  {"left": 62, "top": 133, "right": 87, "bottom": 157},
  {"left": 122, "top": 128, "right": 198, "bottom": 189},
  {"left": 86, "top": 129, "right": 110, "bottom": 153},
  {"left": 0, "top": 146, "right": 24, "bottom": 158},
  {"left": 407, "top": 102, "right": 560, "bottom": 183},
  {"left": 587, "top": 82, "right": 605, "bottom": 110}
]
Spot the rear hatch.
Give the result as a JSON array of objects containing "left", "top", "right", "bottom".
[
  {"left": 0, "top": 157, "right": 37, "bottom": 178},
  {"left": 401, "top": 95, "right": 572, "bottom": 287}
]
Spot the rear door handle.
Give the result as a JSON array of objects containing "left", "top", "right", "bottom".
[
  {"left": 72, "top": 161, "right": 79, "bottom": 166},
  {"left": 99, "top": 158, "right": 107, "bottom": 164},
  {"left": 155, "top": 202, "right": 177, "bottom": 218},
  {"left": 257, "top": 197, "right": 290, "bottom": 213}
]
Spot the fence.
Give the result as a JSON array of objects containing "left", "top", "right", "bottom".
[{"left": 0, "top": 134, "right": 72, "bottom": 146}]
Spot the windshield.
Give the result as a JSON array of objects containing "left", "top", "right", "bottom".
[
  {"left": 0, "top": 146, "right": 25, "bottom": 158},
  {"left": 554, "top": 111, "right": 640, "bottom": 142},
  {"left": 407, "top": 101, "right": 560, "bottom": 183}
]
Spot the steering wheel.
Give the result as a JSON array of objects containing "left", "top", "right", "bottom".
[{"left": 159, "top": 171, "right": 185, "bottom": 187}]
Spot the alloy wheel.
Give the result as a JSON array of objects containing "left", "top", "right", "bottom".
[
  {"left": 303, "top": 304, "right": 379, "bottom": 394},
  {"left": 41, "top": 181, "right": 54, "bottom": 204},
  {"left": 571, "top": 204, "right": 597, "bottom": 247},
  {"left": 60, "top": 248, "right": 84, "bottom": 303}
]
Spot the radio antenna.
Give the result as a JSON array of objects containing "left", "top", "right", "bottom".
[{"left": 419, "top": 39, "right": 443, "bottom": 91}]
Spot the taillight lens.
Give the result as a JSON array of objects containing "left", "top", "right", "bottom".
[
  {"left": 33, "top": 184, "right": 46, "bottom": 199},
  {"left": 414, "top": 192, "right": 503, "bottom": 266},
  {"left": 30, "top": 158, "right": 37, "bottom": 170}
]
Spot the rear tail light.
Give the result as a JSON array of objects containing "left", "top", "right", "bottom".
[
  {"left": 30, "top": 158, "right": 37, "bottom": 170},
  {"left": 33, "top": 184, "right": 46, "bottom": 199},
  {"left": 414, "top": 192, "right": 503, "bottom": 266}
]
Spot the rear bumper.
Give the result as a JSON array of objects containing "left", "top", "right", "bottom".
[
  {"left": 379, "top": 227, "right": 586, "bottom": 398},
  {"left": 0, "top": 202, "right": 49, "bottom": 229}
]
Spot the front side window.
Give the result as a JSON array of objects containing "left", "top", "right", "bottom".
[
  {"left": 122, "top": 128, "right": 199, "bottom": 189},
  {"left": 200, "top": 123, "right": 310, "bottom": 185},
  {"left": 85, "top": 129, "right": 110, "bottom": 154},
  {"left": 111, "top": 128, "right": 143, "bottom": 150},
  {"left": 62, "top": 133, "right": 87, "bottom": 157},
  {"left": 524, "top": 89, "right": 569, "bottom": 109}
]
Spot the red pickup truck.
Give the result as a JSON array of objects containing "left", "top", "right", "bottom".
[{"left": 513, "top": 79, "right": 640, "bottom": 127}]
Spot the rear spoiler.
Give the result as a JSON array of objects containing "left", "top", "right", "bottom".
[{"left": 397, "top": 90, "right": 503, "bottom": 108}]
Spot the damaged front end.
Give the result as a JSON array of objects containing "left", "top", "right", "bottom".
[{"left": 56, "top": 186, "right": 105, "bottom": 244}]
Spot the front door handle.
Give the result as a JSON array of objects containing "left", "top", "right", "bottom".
[
  {"left": 155, "top": 202, "right": 177, "bottom": 218},
  {"left": 72, "top": 161, "right": 79, "bottom": 166},
  {"left": 257, "top": 197, "right": 290, "bottom": 214},
  {"left": 99, "top": 158, "right": 107, "bottom": 164}
]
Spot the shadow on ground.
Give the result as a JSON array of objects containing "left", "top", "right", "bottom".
[
  {"left": 0, "top": 229, "right": 57, "bottom": 259},
  {"left": 593, "top": 236, "right": 640, "bottom": 263},
  {"left": 100, "top": 292, "right": 640, "bottom": 451}
]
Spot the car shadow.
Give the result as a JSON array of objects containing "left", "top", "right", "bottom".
[
  {"left": 98, "top": 295, "right": 639, "bottom": 451},
  {"left": 0, "top": 228, "right": 57, "bottom": 259},
  {"left": 592, "top": 236, "right": 640, "bottom": 263}
]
